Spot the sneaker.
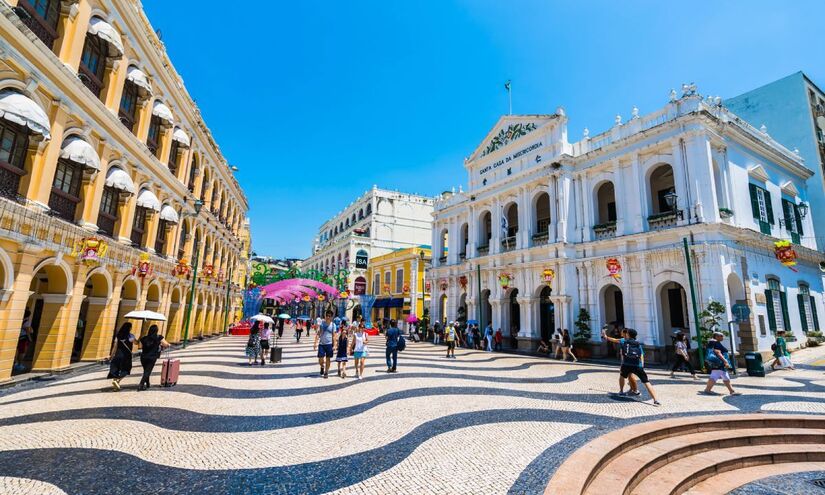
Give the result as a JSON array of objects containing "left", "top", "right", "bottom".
[
  {"left": 628, "top": 390, "right": 641, "bottom": 396},
  {"left": 653, "top": 400, "right": 661, "bottom": 406},
  {"left": 320, "top": 367, "right": 324, "bottom": 376},
  {"left": 618, "top": 391, "right": 628, "bottom": 396},
  {"left": 112, "top": 379, "right": 120, "bottom": 391},
  {"left": 356, "top": 375, "right": 362, "bottom": 380},
  {"left": 323, "top": 373, "right": 328, "bottom": 379},
  {"left": 730, "top": 391, "right": 742, "bottom": 396}
]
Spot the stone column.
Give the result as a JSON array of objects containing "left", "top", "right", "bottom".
[
  {"left": 115, "top": 188, "right": 137, "bottom": 245},
  {"left": 135, "top": 99, "right": 153, "bottom": 143},
  {"left": 57, "top": 0, "right": 92, "bottom": 71},
  {"left": 21, "top": 103, "right": 68, "bottom": 209},
  {"left": 0, "top": 251, "right": 38, "bottom": 381},
  {"left": 143, "top": 210, "right": 160, "bottom": 253},
  {"left": 684, "top": 133, "right": 717, "bottom": 223},
  {"left": 671, "top": 139, "right": 691, "bottom": 225},
  {"left": 79, "top": 141, "right": 109, "bottom": 231},
  {"left": 103, "top": 57, "right": 127, "bottom": 112},
  {"left": 79, "top": 296, "right": 110, "bottom": 361}
]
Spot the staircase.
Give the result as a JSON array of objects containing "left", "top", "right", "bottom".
[{"left": 545, "top": 414, "right": 825, "bottom": 495}]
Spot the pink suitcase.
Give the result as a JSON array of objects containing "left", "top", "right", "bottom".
[{"left": 161, "top": 358, "right": 180, "bottom": 387}]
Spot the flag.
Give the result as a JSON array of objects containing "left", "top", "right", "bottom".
[
  {"left": 501, "top": 207, "right": 509, "bottom": 238},
  {"left": 504, "top": 80, "right": 511, "bottom": 91}
]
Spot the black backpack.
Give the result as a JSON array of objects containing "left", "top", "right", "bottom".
[{"left": 622, "top": 339, "right": 643, "bottom": 363}]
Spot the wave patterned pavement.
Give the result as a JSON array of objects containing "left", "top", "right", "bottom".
[{"left": 0, "top": 335, "right": 823, "bottom": 494}]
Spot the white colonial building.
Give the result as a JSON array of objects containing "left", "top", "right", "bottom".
[
  {"left": 304, "top": 186, "right": 433, "bottom": 297},
  {"left": 429, "top": 88, "right": 825, "bottom": 358}
]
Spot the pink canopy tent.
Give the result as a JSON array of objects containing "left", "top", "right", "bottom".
[
  {"left": 261, "top": 278, "right": 340, "bottom": 302},
  {"left": 267, "top": 287, "right": 318, "bottom": 304}
]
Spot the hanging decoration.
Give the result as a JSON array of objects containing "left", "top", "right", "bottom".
[
  {"left": 458, "top": 275, "right": 468, "bottom": 290},
  {"left": 774, "top": 240, "right": 798, "bottom": 272},
  {"left": 173, "top": 259, "right": 191, "bottom": 278},
  {"left": 133, "top": 253, "right": 152, "bottom": 278},
  {"left": 402, "top": 283, "right": 409, "bottom": 293},
  {"left": 202, "top": 264, "right": 214, "bottom": 279},
  {"left": 542, "top": 268, "right": 555, "bottom": 287},
  {"left": 302, "top": 295, "right": 312, "bottom": 302},
  {"left": 317, "top": 294, "right": 326, "bottom": 301},
  {"left": 498, "top": 272, "right": 512, "bottom": 290},
  {"left": 606, "top": 258, "right": 622, "bottom": 281},
  {"left": 217, "top": 269, "right": 226, "bottom": 282},
  {"left": 339, "top": 291, "right": 349, "bottom": 299},
  {"left": 425, "top": 281, "right": 431, "bottom": 292},
  {"left": 72, "top": 236, "right": 108, "bottom": 265},
  {"left": 439, "top": 279, "right": 448, "bottom": 291},
  {"left": 383, "top": 283, "right": 391, "bottom": 293}
]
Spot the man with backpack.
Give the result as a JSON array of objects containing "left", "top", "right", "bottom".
[
  {"left": 313, "top": 310, "right": 337, "bottom": 379},
  {"left": 603, "top": 328, "right": 660, "bottom": 406},
  {"left": 385, "top": 319, "right": 402, "bottom": 372},
  {"left": 444, "top": 321, "right": 458, "bottom": 358},
  {"left": 702, "top": 331, "right": 741, "bottom": 395}
]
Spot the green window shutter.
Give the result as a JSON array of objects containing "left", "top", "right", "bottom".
[
  {"left": 766, "top": 289, "right": 777, "bottom": 332},
  {"left": 780, "top": 290, "right": 790, "bottom": 332},
  {"left": 797, "top": 294, "right": 809, "bottom": 333},
  {"left": 795, "top": 204, "right": 804, "bottom": 236},
  {"left": 764, "top": 189, "right": 775, "bottom": 225},
  {"left": 782, "top": 199, "right": 793, "bottom": 228},
  {"left": 811, "top": 296, "right": 820, "bottom": 331},
  {"left": 749, "top": 184, "right": 760, "bottom": 220}
]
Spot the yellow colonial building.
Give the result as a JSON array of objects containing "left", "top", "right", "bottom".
[
  {"left": 365, "top": 246, "right": 430, "bottom": 326},
  {"left": 0, "top": 0, "right": 249, "bottom": 381}
]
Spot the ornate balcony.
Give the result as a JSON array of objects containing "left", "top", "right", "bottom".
[
  {"left": 501, "top": 236, "right": 517, "bottom": 252},
  {"left": 477, "top": 244, "right": 489, "bottom": 256},
  {"left": 47, "top": 190, "right": 79, "bottom": 223},
  {"left": 647, "top": 210, "right": 683, "bottom": 231},
  {"left": 593, "top": 221, "right": 617, "bottom": 240},
  {"left": 532, "top": 231, "right": 549, "bottom": 246}
]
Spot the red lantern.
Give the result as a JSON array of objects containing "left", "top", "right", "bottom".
[
  {"left": 402, "top": 283, "right": 409, "bottom": 293},
  {"left": 133, "top": 253, "right": 152, "bottom": 278},
  {"left": 173, "top": 259, "right": 191, "bottom": 278},
  {"left": 202, "top": 264, "right": 214, "bottom": 279},
  {"left": 774, "top": 241, "right": 798, "bottom": 272},
  {"left": 606, "top": 258, "right": 622, "bottom": 281},
  {"left": 542, "top": 268, "right": 555, "bottom": 287}
]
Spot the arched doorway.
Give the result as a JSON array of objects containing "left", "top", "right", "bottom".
[
  {"left": 658, "top": 281, "right": 688, "bottom": 344},
  {"left": 480, "top": 289, "right": 492, "bottom": 329},
  {"left": 167, "top": 287, "right": 183, "bottom": 343},
  {"left": 649, "top": 164, "right": 676, "bottom": 215},
  {"left": 508, "top": 288, "right": 521, "bottom": 334},
  {"left": 20, "top": 260, "right": 72, "bottom": 374},
  {"left": 601, "top": 284, "right": 624, "bottom": 328},
  {"left": 115, "top": 278, "right": 140, "bottom": 335},
  {"left": 73, "top": 269, "right": 110, "bottom": 363},
  {"left": 539, "top": 286, "right": 554, "bottom": 342},
  {"left": 439, "top": 293, "right": 448, "bottom": 323},
  {"left": 457, "top": 292, "right": 467, "bottom": 324},
  {"left": 479, "top": 211, "right": 492, "bottom": 251}
]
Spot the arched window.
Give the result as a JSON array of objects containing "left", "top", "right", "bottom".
[
  {"left": 0, "top": 117, "right": 30, "bottom": 201},
  {"left": 97, "top": 185, "right": 119, "bottom": 237},
  {"left": 146, "top": 115, "right": 162, "bottom": 156},
  {"left": 359, "top": 208, "right": 364, "bottom": 220},
  {"left": 49, "top": 156, "right": 82, "bottom": 222},
  {"left": 79, "top": 30, "right": 108, "bottom": 98},
  {"left": 17, "top": 0, "right": 61, "bottom": 48},
  {"left": 366, "top": 204, "right": 372, "bottom": 215},
  {"left": 345, "top": 218, "right": 350, "bottom": 228},
  {"left": 351, "top": 213, "right": 356, "bottom": 224},
  {"left": 534, "top": 192, "right": 551, "bottom": 235},
  {"left": 479, "top": 211, "right": 492, "bottom": 249},
  {"left": 649, "top": 164, "right": 676, "bottom": 215},
  {"left": 188, "top": 155, "right": 198, "bottom": 192},
  {"left": 178, "top": 221, "right": 188, "bottom": 260}
]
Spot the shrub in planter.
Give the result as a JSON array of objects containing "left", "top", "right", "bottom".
[
  {"left": 574, "top": 308, "right": 593, "bottom": 358},
  {"left": 807, "top": 330, "right": 824, "bottom": 347}
]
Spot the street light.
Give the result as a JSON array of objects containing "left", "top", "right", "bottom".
[
  {"left": 181, "top": 199, "right": 204, "bottom": 348},
  {"left": 664, "top": 189, "right": 678, "bottom": 211},
  {"left": 798, "top": 201, "right": 809, "bottom": 219}
]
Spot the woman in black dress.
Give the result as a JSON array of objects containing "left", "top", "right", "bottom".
[
  {"left": 138, "top": 324, "right": 170, "bottom": 390},
  {"left": 108, "top": 322, "right": 136, "bottom": 391}
]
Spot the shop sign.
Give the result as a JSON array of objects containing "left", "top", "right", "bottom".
[
  {"left": 478, "top": 141, "right": 543, "bottom": 176},
  {"left": 354, "top": 276, "right": 367, "bottom": 295},
  {"left": 355, "top": 249, "right": 369, "bottom": 269}
]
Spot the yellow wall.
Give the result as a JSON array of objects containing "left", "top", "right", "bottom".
[{"left": 365, "top": 247, "right": 430, "bottom": 323}]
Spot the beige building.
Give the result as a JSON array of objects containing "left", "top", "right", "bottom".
[{"left": 0, "top": 0, "right": 249, "bottom": 381}]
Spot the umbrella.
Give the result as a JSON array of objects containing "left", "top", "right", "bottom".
[
  {"left": 467, "top": 319, "right": 479, "bottom": 325},
  {"left": 297, "top": 316, "right": 311, "bottom": 321},
  {"left": 250, "top": 314, "right": 275, "bottom": 324},
  {"left": 405, "top": 315, "right": 419, "bottom": 323},
  {"left": 278, "top": 313, "right": 291, "bottom": 319},
  {"left": 124, "top": 310, "right": 167, "bottom": 321}
]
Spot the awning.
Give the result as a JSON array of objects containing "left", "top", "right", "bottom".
[
  {"left": 104, "top": 167, "right": 135, "bottom": 194},
  {"left": 159, "top": 204, "right": 179, "bottom": 223},
  {"left": 152, "top": 100, "right": 173, "bottom": 123},
  {"left": 87, "top": 17, "right": 124, "bottom": 58},
  {"left": 59, "top": 136, "right": 100, "bottom": 171},
  {"left": 136, "top": 189, "right": 161, "bottom": 211},
  {"left": 373, "top": 298, "right": 404, "bottom": 309},
  {"left": 126, "top": 66, "right": 152, "bottom": 95},
  {"left": 172, "top": 127, "right": 190, "bottom": 147},
  {"left": 0, "top": 89, "right": 51, "bottom": 139}
]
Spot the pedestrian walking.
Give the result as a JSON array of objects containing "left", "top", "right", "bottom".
[
  {"left": 445, "top": 322, "right": 458, "bottom": 358},
  {"left": 335, "top": 320, "right": 350, "bottom": 378},
  {"left": 770, "top": 330, "right": 794, "bottom": 370},
  {"left": 277, "top": 317, "right": 284, "bottom": 339},
  {"left": 465, "top": 323, "right": 474, "bottom": 349},
  {"left": 494, "top": 328, "right": 503, "bottom": 351},
  {"left": 560, "top": 328, "right": 578, "bottom": 362},
  {"left": 246, "top": 322, "right": 261, "bottom": 365},
  {"left": 608, "top": 328, "right": 660, "bottom": 405},
  {"left": 296, "top": 321, "right": 304, "bottom": 342},
  {"left": 702, "top": 331, "right": 741, "bottom": 395},
  {"left": 670, "top": 332, "right": 697, "bottom": 378},
  {"left": 552, "top": 328, "right": 563, "bottom": 359},
  {"left": 601, "top": 327, "right": 639, "bottom": 395},
  {"left": 108, "top": 322, "right": 136, "bottom": 391},
  {"left": 259, "top": 322, "right": 272, "bottom": 365},
  {"left": 385, "top": 319, "right": 401, "bottom": 372},
  {"left": 434, "top": 321, "right": 442, "bottom": 344},
  {"left": 138, "top": 324, "right": 170, "bottom": 391},
  {"left": 14, "top": 309, "right": 33, "bottom": 372},
  {"left": 314, "top": 310, "right": 337, "bottom": 378},
  {"left": 352, "top": 322, "right": 369, "bottom": 379},
  {"left": 484, "top": 323, "right": 494, "bottom": 352},
  {"left": 474, "top": 325, "right": 483, "bottom": 350},
  {"left": 510, "top": 325, "right": 518, "bottom": 348}
]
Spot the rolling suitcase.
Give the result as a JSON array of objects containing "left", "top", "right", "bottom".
[
  {"left": 412, "top": 333, "right": 421, "bottom": 342},
  {"left": 270, "top": 347, "right": 282, "bottom": 363},
  {"left": 161, "top": 350, "right": 180, "bottom": 387}
]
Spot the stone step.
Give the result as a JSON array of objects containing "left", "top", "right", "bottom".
[
  {"left": 585, "top": 427, "right": 825, "bottom": 495},
  {"left": 630, "top": 443, "right": 825, "bottom": 495},
  {"left": 684, "top": 461, "right": 825, "bottom": 494},
  {"left": 544, "top": 414, "right": 825, "bottom": 495}
]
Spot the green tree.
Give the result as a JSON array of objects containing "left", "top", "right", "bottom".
[
  {"left": 695, "top": 300, "right": 727, "bottom": 344},
  {"left": 574, "top": 308, "right": 592, "bottom": 345}
]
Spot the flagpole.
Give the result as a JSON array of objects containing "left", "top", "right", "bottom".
[{"left": 505, "top": 80, "right": 512, "bottom": 115}]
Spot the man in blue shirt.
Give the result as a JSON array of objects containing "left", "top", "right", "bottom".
[
  {"left": 385, "top": 319, "right": 401, "bottom": 372},
  {"left": 313, "top": 310, "right": 337, "bottom": 379}
]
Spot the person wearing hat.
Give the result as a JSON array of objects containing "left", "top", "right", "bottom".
[
  {"left": 445, "top": 321, "right": 458, "bottom": 358},
  {"left": 313, "top": 310, "right": 337, "bottom": 378}
]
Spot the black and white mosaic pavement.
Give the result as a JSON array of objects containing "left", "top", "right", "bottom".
[{"left": 0, "top": 336, "right": 823, "bottom": 494}]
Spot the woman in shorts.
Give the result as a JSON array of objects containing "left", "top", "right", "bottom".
[
  {"left": 702, "top": 332, "right": 741, "bottom": 396},
  {"left": 351, "top": 322, "right": 369, "bottom": 379},
  {"left": 335, "top": 321, "right": 350, "bottom": 378},
  {"left": 259, "top": 322, "right": 272, "bottom": 365}
]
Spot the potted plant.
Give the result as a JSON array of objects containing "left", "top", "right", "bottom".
[
  {"left": 719, "top": 207, "right": 734, "bottom": 219},
  {"left": 573, "top": 308, "right": 593, "bottom": 358},
  {"left": 806, "top": 330, "right": 823, "bottom": 347}
]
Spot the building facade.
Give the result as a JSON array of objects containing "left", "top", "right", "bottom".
[
  {"left": 0, "top": 0, "right": 249, "bottom": 381},
  {"left": 365, "top": 245, "right": 430, "bottom": 327},
  {"left": 726, "top": 71, "right": 825, "bottom": 251},
  {"left": 429, "top": 88, "right": 824, "bottom": 358},
  {"left": 304, "top": 186, "right": 433, "bottom": 302}
]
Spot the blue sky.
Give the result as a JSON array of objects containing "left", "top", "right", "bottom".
[{"left": 144, "top": 0, "right": 824, "bottom": 258}]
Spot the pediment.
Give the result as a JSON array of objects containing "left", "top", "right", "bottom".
[
  {"left": 468, "top": 115, "right": 558, "bottom": 163},
  {"left": 747, "top": 164, "right": 770, "bottom": 182},
  {"left": 781, "top": 180, "right": 800, "bottom": 197}
]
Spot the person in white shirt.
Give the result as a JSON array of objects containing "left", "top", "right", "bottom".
[{"left": 552, "top": 328, "right": 563, "bottom": 359}]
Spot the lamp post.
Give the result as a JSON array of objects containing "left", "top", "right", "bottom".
[{"left": 181, "top": 199, "right": 204, "bottom": 348}]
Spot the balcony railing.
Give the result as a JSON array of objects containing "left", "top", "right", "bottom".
[
  {"left": 14, "top": 3, "right": 57, "bottom": 48},
  {"left": 477, "top": 244, "right": 489, "bottom": 256},
  {"left": 647, "top": 210, "right": 683, "bottom": 230},
  {"left": 0, "top": 163, "right": 24, "bottom": 201},
  {"left": 47, "top": 190, "right": 79, "bottom": 223},
  {"left": 501, "top": 236, "right": 517, "bottom": 251},
  {"left": 532, "top": 231, "right": 549, "bottom": 246},
  {"left": 593, "top": 221, "right": 617, "bottom": 240}
]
